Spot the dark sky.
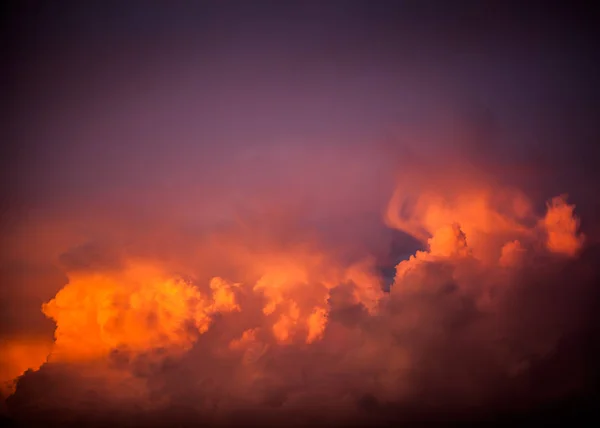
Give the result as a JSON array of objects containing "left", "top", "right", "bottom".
[
  {"left": 4, "top": 1, "right": 600, "bottom": 205},
  {"left": 1, "top": 1, "right": 600, "bottom": 427}
]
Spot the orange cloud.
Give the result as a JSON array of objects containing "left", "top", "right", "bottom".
[
  {"left": 499, "top": 240, "right": 525, "bottom": 267},
  {"left": 542, "top": 195, "right": 585, "bottom": 257},
  {"left": 0, "top": 338, "right": 52, "bottom": 396},
  {"left": 41, "top": 262, "right": 240, "bottom": 363},
  {"left": 3, "top": 167, "right": 591, "bottom": 427},
  {"left": 306, "top": 306, "right": 328, "bottom": 344}
]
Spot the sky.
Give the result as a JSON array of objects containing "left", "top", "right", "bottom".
[{"left": 2, "top": 1, "right": 600, "bottom": 427}]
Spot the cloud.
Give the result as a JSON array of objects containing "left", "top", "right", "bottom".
[
  {"left": 3, "top": 4, "right": 599, "bottom": 423},
  {"left": 3, "top": 152, "right": 595, "bottom": 427}
]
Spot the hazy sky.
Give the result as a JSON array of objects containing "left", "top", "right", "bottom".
[{"left": 5, "top": 1, "right": 599, "bottom": 207}]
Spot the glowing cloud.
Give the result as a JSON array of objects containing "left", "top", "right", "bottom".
[
  {"left": 542, "top": 195, "right": 585, "bottom": 257},
  {"left": 0, "top": 338, "right": 52, "bottom": 396},
  {"left": 41, "top": 263, "right": 240, "bottom": 362}
]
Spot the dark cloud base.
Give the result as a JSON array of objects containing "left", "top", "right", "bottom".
[{"left": 1, "top": 396, "right": 599, "bottom": 428}]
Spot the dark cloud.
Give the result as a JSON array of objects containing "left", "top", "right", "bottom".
[{"left": 4, "top": 245, "right": 597, "bottom": 427}]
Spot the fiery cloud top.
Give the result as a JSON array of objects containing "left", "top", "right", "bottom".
[{"left": 42, "top": 264, "right": 240, "bottom": 362}]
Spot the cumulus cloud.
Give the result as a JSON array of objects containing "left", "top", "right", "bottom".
[{"left": 2, "top": 135, "right": 596, "bottom": 427}]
